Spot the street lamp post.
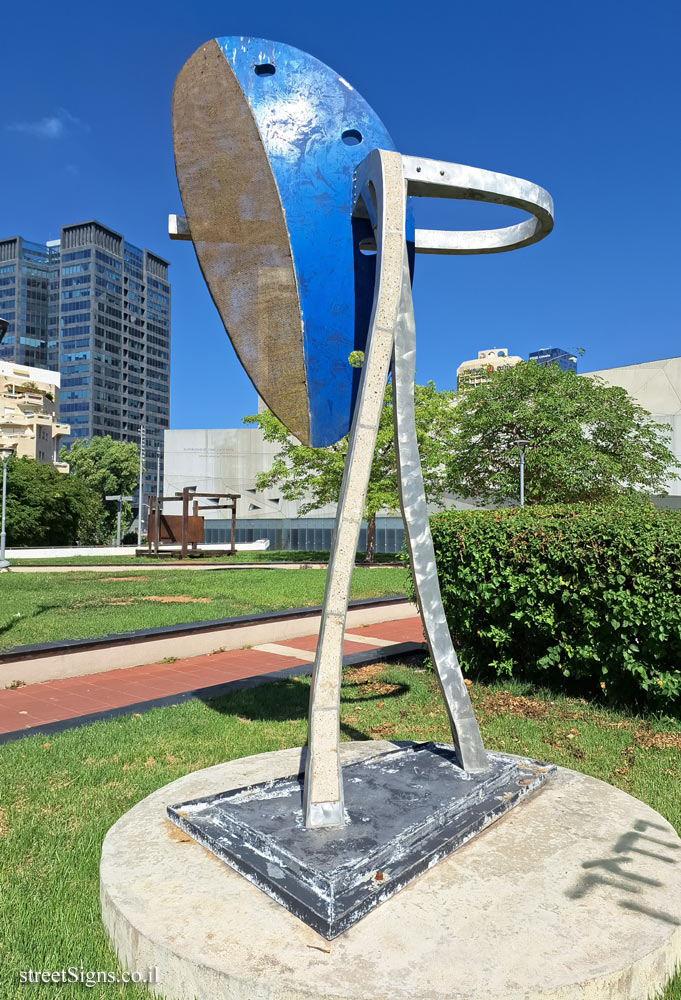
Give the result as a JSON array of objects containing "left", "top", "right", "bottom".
[
  {"left": 0, "top": 445, "right": 16, "bottom": 570},
  {"left": 106, "top": 495, "right": 134, "bottom": 548},
  {"left": 137, "top": 423, "right": 146, "bottom": 547},
  {"left": 515, "top": 438, "right": 530, "bottom": 507}
]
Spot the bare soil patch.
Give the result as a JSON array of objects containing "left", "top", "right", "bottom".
[
  {"left": 107, "top": 595, "right": 212, "bottom": 606},
  {"left": 344, "top": 663, "right": 386, "bottom": 685},
  {"left": 100, "top": 576, "right": 149, "bottom": 582},
  {"left": 369, "top": 722, "right": 399, "bottom": 738},
  {"left": 632, "top": 727, "right": 681, "bottom": 751},
  {"left": 477, "top": 690, "right": 551, "bottom": 720},
  {"left": 143, "top": 596, "right": 211, "bottom": 604}
]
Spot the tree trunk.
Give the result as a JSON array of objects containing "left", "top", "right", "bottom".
[{"left": 363, "top": 513, "right": 376, "bottom": 565}]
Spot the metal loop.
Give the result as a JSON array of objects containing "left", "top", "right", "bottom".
[{"left": 401, "top": 154, "right": 554, "bottom": 255}]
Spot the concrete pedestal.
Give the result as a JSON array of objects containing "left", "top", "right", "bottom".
[{"left": 101, "top": 741, "right": 681, "bottom": 1000}]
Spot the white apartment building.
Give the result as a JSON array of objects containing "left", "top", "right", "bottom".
[
  {"left": 0, "top": 361, "right": 70, "bottom": 469},
  {"left": 456, "top": 348, "right": 522, "bottom": 391}
]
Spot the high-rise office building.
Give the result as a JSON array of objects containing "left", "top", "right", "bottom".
[
  {"left": 0, "top": 237, "right": 55, "bottom": 368},
  {"left": 0, "top": 221, "right": 170, "bottom": 498},
  {"left": 529, "top": 347, "right": 577, "bottom": 371}
]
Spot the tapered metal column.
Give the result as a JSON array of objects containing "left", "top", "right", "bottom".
[
  {"left": 303, "top": 150, "right": 406, "bottom": 829},
  {"left": 392, "top": 252, "right": 488, "bottom": 772}
]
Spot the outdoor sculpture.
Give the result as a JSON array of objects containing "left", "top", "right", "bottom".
[{"left": 168, "top": 36, "right": 555, "bottom": 936}]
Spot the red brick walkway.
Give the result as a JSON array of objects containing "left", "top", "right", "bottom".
[{"left": 0, "top": 617, "right": 425, "bottom": 740}]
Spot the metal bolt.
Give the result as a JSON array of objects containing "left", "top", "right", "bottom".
[{"left": 416, "top": 166, "right": 421, "bottom": 172}]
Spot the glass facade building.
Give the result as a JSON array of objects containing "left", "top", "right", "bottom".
[
  {"left": 0, "top": 222, "right": 170, "bottom": 498},
  {"left": 0, "top": 237, "right": 58, "bottom": 369},
  {"left": 528, "top": 347, "right": 577, "bottom": 372}
]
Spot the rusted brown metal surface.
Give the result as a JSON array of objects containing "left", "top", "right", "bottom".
[
  {"left": 172, "top": 40, "right": 309, "bottom": 444},
  {"left": 145, "top": 489, "right": 239, "bottom": 558},
  {"left": 147, "top": 514, "right": 204, "bottom": 546}
]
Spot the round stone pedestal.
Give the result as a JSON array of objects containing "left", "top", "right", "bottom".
[{"left": 100, "top": 741, "right": 681, "bottom": 1000}]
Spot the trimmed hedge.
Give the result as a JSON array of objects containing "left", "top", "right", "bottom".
[{"left": 425, "top": 503, "right": 681, "bottom": 710}]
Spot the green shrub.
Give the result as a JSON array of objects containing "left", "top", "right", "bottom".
[
  {"left": 5, "top": 457, "right": 98, "bottom": 547},
  {"left": 425, "top": 502, "right": 681, "bottom": 710}
]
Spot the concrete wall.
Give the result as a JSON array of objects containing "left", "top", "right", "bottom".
[
  {"left": 162, "top": 426, "right": 479, "bottom": 525},
  {"left": 163, "top": 426, "right": 337, "bottom": 520},
  {"left": 585, "top": 356, "right": 681, "bottom": 499}
]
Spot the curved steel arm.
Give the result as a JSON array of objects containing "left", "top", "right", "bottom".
[
  {"left": 351, "top": 155, "right": 553, "bottom": 256},
  {"left": 404, "top": 154, "right": 554, "bottom": 255},
  {"left": 174, "top": 147, "right": 555, "bottom": 258}
]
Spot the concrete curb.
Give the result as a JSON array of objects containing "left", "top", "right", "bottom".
[
  {"left": 8, "top": 561, "right": 401, "bottom": 573},
  {"left": 0, "top": 596, "right": 418, "bottom": 686},
  {"left": 0, "top": 641, "right": 425, "bottom": 744}
]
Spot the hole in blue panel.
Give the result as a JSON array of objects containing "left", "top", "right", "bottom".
[
  {"left": 358, "top": 238, "right": 377, "bottom": 256},
  {"left": 254, "top": 63, "right": 275, "bottom": 76},
  {"left": 342, "top": 128, "right": 363, "bottom": 146}
]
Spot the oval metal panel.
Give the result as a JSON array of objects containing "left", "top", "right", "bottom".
[{"left": 173, "top": 36, "right": 412, "bottom": 446}]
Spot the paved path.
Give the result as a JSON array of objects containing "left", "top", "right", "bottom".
[
  {"left": 9, "top": 562, "right": 329, "bottom": 573},
  {"left": 0, "top": 617, "right": 424, "bottom": 743},
  {"left": 8, "top": 562, "right": 401, "bottom": 573},
  {"left": 5, "top": 543, "right": 270, "bottom": 559}
]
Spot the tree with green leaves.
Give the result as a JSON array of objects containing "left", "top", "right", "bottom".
[
  {"left": 244, "top": 381, "right": 458, "bottom": 563},
  {"left": 5, "top": 457, "right": 98, "bottom": 547},
  {"left": 59, "top": 436, "right": 140, "bottom": 543},
  {"left": 446, "top": 361, "right": 680, "bottom": 505}
]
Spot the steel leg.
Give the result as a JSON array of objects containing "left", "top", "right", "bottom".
[
  {"left": 302, "top": 150, "right": 406, "bottom": 829},
  {"left": 392, "top": 250, "right": 488, "bottom": 772}
]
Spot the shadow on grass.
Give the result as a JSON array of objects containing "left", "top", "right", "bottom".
[
  {"left": 202, "top": 672, "right": 410, "bottom": 744},
  {"left": 0, "top": 603, "right": 57, "bottom": 642}
]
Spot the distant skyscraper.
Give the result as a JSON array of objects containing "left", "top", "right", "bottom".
[
  {"left": 456, "top": 348, "right": 522, "bottom": 392},
  {"left": 529, "top": 347, "right": 577, "bottom": 372},
  {"left": 0, "top": 237, "right": 55, "bottom": 369},
  {"left": 0, "top": 221, "right": 170, "bottom": 498}
]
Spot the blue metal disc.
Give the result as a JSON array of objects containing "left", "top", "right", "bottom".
[{"left": 174, "top": 37, "right": 414, "bottom": 446}]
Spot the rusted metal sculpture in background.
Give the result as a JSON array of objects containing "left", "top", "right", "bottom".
[
  {"left": 167, "top": 36, "right": 555, "bottom": 937},
  {"left": 146, "top": 488, "right": 239, "bottom": 558}
]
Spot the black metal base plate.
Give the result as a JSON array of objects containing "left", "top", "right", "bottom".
[{"left": 167, "top": 743, "right": 555, "bottom": 939}]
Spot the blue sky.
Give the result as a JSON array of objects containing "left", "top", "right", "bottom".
[{"left": 3, "top": 0, "right": 679, "bottom": 430}]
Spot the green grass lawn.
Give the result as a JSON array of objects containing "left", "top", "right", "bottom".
[
  {"left": 0, "top": 566, "right": 407, "bottom": 651},
  {"left": 1, "top": 659, "right": 679, "bottom": 998},
  {"left": 9, "top": 550, "right": 400, "bottom": 566}
]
